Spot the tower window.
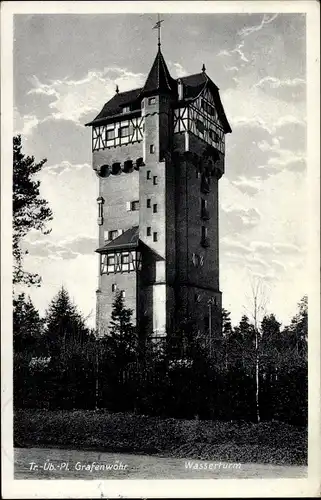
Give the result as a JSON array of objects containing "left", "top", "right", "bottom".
[
  {"left": 130, "top": 200, "right": 139, "bottom": 211},
  {"left": 147, "top": 170, "right": 151, "bottom": 179},
  {"left": 153, "top": 203, "right": 158, "bottom": 213},
  {"left": 201, "top": 199, "right": 209, "bottom": 220},
  {"left": 150, "top": 144, "right": 155, "bottom": 154},
  {"left": 147, "top": 198, "right": 151, "bottom": 208},
  {"left": 153, "top": 175, "right": 158, "bottom": 185},
  {"left": 196, "top": 119, "right": 205, "bottom": 134},
  {"left": 121, "top": 254, "right": 129, "bottom": 265},
  {"left": 147, "top": 227, "right": 151, "bottom": 236},
  {"left": 107, "top": 255, "right": 115, "bottom": 266},
  {"left": 201, "top": 199, "right": 207, "bottom": 210},
  {"left": 209, "top": 129, "right": 219, "bottom": 142},
  {"left": 106, "top": 129, "right": 115, "bottom": 141},
  {"left": 119, "top": 126, "right": 129, "bottom": 137},
  {"left": 108, "top": 230, "right": 118, "bottom": 240},
  {"left": 111, "top": 284, "right": 117, "bottom": 292},
  {"left": 153, "top": 232, "right": 158, "bottom": 242},
  {"left": 201, "top": 226, "right": 208, "bottom": 240},
  {"left": 148, "top": 97, "right": 156, "bottom": 105}
]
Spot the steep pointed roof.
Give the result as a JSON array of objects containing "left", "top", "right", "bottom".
[{"left": 140, "top": 48, "right": 176, "bottom": 98}]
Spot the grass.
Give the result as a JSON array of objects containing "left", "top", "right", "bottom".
[{"left": 14, "top": 409, "right": 307, "bottom": 466}]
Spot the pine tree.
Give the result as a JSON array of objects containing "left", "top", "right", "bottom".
[
  {"left": 13, "top": 135, "right": 53, "bottom": 286},
  {"left": 13, "top": 293, "right": 43, "bottom": 355},
  {"left": 284, "top": 295, "right": 308, "bottom": 357},
  {"left": 108, "top": 290, "right": 137, "bottom": 365},
  {"left": 44, "top": 286, "right": 89, "bottom": 358}
]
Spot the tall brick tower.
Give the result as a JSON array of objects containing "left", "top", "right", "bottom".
[{"left": 86, "top": 42, "right": 231, "bottom": 338}]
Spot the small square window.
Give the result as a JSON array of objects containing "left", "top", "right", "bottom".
[
  {"left": 106, "top": 129, "right": 115, "bottom": 140},
  {"left": 121, "top": 254, "right": 129, "bottom": 265},
  {"left": 153, "top": 232, "right": 158, "bottom": 242},
  {"left": 150, "top": 144, "right": 155, "bottom": 154},
  {"left": 147, "top": 170, "right": 151, "bottom": 180},
  {"left": 148, "top": 97, "right": 156, "bottom": 105},
  {"left": 147, "top": 198, "right": 151, "bottom": 208},
  {"left": 153, "top": 175, "right": 158, "bottom": 185},
  {"left": 107, "top": 255, "right": 115, "bottom": 266},
  {"left": 119, "top": 126, "right": 129, "bottom": 137},
  {"left": 147, "top": 227, "right": 151, "bottom": 236},
  {"left": 130, "top": 200, "right": 139, "bottom": 211},
  {"left": 112, "top": 284, "right": 117, "bottom": 292},
  {"left": 108, "top": 230, "right": 118, "bottom": 240},
  {"left": 153, "top": 204, "right": 158, "bottom": 213},
  {"left": 123, "top": 106, "right": 130, "bottom": 113}
]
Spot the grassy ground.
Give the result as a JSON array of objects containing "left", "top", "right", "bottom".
[{"left": 14, "top": 409, "right": 307, "bottom": 466}]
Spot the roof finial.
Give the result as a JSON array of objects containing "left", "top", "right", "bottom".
[
  {"left": 202, "top": 63, "right": 206, "bottom": 73},
  {"left": 153, "top": 14, "right": 164, "bottom": 49},
  {"left": 115, "top": 84, "right": 119, "bottom": 94}
]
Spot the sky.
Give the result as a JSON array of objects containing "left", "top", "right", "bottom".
[{"left": 13, "top": 12, "right": 307, "bottom": 328}]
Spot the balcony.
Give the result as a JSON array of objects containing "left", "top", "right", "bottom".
[
  {"left": 201, "top": 237, "right": 210, "bottom": 248},
  {"left": 201, "top": 207, "right": 210, "bottom": 220}
]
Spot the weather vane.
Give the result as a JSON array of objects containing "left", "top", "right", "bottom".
[{"left": 153, "top": 14, "right": 164, "bottom": 48}]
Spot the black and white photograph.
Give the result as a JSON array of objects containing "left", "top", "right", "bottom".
[{"left": 1, "top": 1, "right": 320, "bottom": 498}]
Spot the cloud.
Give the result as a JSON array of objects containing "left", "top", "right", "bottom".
[
  {"left": 231, "top": 41, "right": 249, "bottom": 63},
  {"left": 218, "top": 40, "right": 249, "bottom": 64},
  {"left": 273, "top": 242, "right": 303, "bottom": 254},
  {"left": 254, "top": 76, "right": 305, "bottom": 89},
  {"left": 14, "top": 108, "right": 40, "bottom": 137},
  {"left": 45, "top": 161, "right": 92, "bottom": 176},
  {"left": 23, "top": 234, "right": 97, "bottom": 260},
  {"left": 253, "top": 76, "right": 306, "bottom": 102},
  {"left": 221, "top": 205, "right": 261, "bottom": 236},
  {"left": 221, "top": 234, "right": 304, "bottom": 286},
  {"left": 221, "top": 237, "right": 252, "bottom": 255},
  {"left": 27, "top": 67, "right": 145, "bottom": 124},
  {"left": 217, "top": 50, "right": 232, "bottom": 57},
  {"left": 24, "top": 118, "right": 91, "bottom": 166},
  {"left": 168, "top": 61, "right": 188, "bottom": 78},
  {"left": 231, "top": 176, "right": 262, "bottom": 196},
  {"left": 238, "top": 14, "right": 278, "bottom": 37},
  {"left": 224, "top": 66, "right": 239, "bottom": 72},
  {"left": 257, "top": 138, "right": 306, "bottom": 173}
]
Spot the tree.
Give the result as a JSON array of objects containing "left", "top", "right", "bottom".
[
  {"left": 244, "top": 276, "right": 269, "bottom": 423},
  {"left": 44, "top": 286, "right": 89, "bottom": 357},
  {"left": 108, "top": 290, "right": 137, "bottom": 365},
  {"left": 13, "top": 135, "right": 53, "bottom": 286},
  {"left": 284, "top": 295, "right": 308, "bottom": 357},
  {"left": 42, "top": 287, "right": 95, "bottom": 409},
  {"left": 13, "top": 293, "right": 44, "bottom": 355}
]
